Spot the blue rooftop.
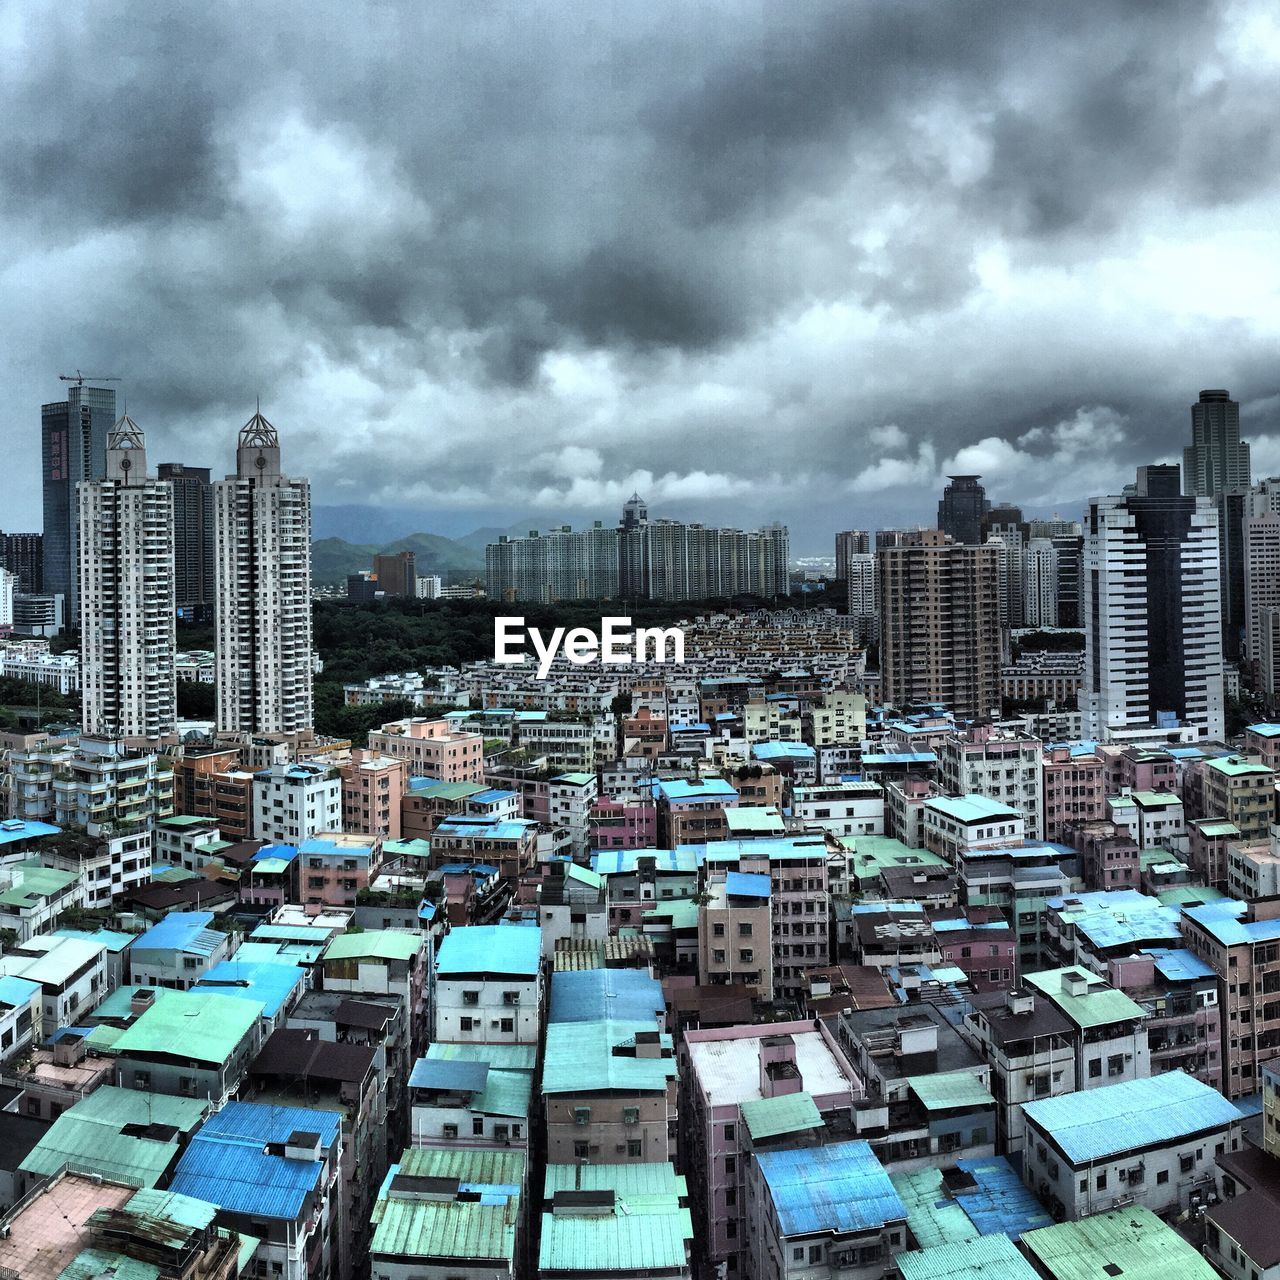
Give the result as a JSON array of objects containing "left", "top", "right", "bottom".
[
  {"left": 752, "top": 741, "right": 816, "bottom": 761},
  {"left": 252, "top": 842, "right": 298, "bottom": 864},
  {"left": 0, "top": 975, "right": 40, "bottom": 1007},
  {"left": 0, "top": 818, "right": 59, "bottom": 847},
  {"left": 298, "top": 835, "right": 374, "bottom": 857},
  {"left": 436, "top": 925, "right": 542, "bottom": 977},
  {"left": 1184, "top": 899, "right": 1280, "bottom": 946},
  {"left": 134, "top": 912, "right": 223, "bottom": 957},
  {"left": 1022, "top": 1071, "right": 1241, "bottom": 1164},
  {"left": 699, "top": 836, "right": 828, "bottom": 864},
  {"left": 757, "top": 1140, "right": 905, "bottom": 1236},
  {"left": 1248, "top": 723, "right": 1280, "bottom": 737},
  {"left": 434, "top": 819, "right": 534, "bottom": 841},
  {"left": 654, "top": 778, "right": 738, "bottom": 803},
  {"left": 170, "top": 1101, "right": 340, "bottom": 1221},
  {"left": 469, "top": 789, "right": 517, "bottom": 805},
  {"left": 592, "top": 849, "right": 697, "bottom": 875},
  {"left": 409, "top": 1057, "right": 489, "bottom": 1093},
  {"left": 725, "top": 871, "right": 771, "bottom": 898},
  {"left": 1142, "top": 947, "right": 1216, "bottom": 982},
  {"left": 548, "top": 969, "right": 664, "bottom": 1025},
  {"left": 192, "top": 959, "right": 304, "bottom": 1018}
]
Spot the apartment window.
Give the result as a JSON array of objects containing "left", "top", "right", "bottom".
[
  {"left": 459, "top": 1017, "right": 474, "bottom": 1032},
  {"left": 738, "top": 922, "right": 752, "bottom": 937},
  {"left": 574, "top": 1141, "right": 588, "bottom": 1159},
  {"left": 1180, "top": 1154, "right": 1196, "bottom": 1173},
  {"left": 443, "top": 1123, "right": 458, "bottom": 1139},
  {"left": 1088, "top": 1058, "right": 1102, "bottom": 1078},
  {"left": 462, "top": 991, "right": 479, "bottom": 1006},
  {"left": 713, "top": 923, "right": 725, "bottom": 937},
  {"left": 1157, "top": 1170, "right": 1169, "bottom": 1185},
  {"left": 627, "top": 1140, "right": 642, "bottom": 1157},
  {"left": 500, "top": 1018, "right": 514, "bottom": 1033},
  {"left": 574, "top": 1107, "right": 591, "bottom": 1126},
  {"left": 472, "top": 1117, "right": 485, "bottom": 1136},
  {"left": 724, "top": 1155, "right": 736, "bottom": 1174}
]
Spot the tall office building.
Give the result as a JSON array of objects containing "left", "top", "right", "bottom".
[
  {"left": 1082, "top": 465, "right": 1224, "bottom": 741},
  {"left": 835, "top": 529, "right": 870, "bottom": 580},
  {"left": 937, "top": 474, "right": 990, "bottom": 545},
  {"left": 0, "top": 532, "right": 43, "bottom": 592},
  {"left": 878, "top": 531, "right": 1001, "bottom": 717},
  {"left": 157, "top": 463, "right": 214, "bottom": 622},
  {"left": 983, "top": 504, "right": 1027, "bottom": 629},
  {"left": 42, "top": 382, "right": 116, "bottom": 622},
  {"left": 79, "top": 417, "right": 177, "bottom": 741},
  {"left": 213, "top": 410, "right": 314, "bottom": 739},
  {"left": 845, "top": 553, "right": 878, "bottom": 645},
  {"left": 1050, "top": 533, "right": 1084, "bottom": 628},
  {"left": 372, "top": 550, "right": 417, "bottom": 596},
  {"left": 1183, "top": 389, "right": 1250, "bottom": 498}
]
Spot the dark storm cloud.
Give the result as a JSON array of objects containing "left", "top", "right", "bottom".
[{"left": 4, "top": 0, "right": 1280, "bottom": 550}]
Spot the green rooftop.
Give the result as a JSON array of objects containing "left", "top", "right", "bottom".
[
  {"left": 408, "top": 779, "right": 487, "bottom": 800},
  {"left": 324, "top": 930, "right": 423, "bottom": 963},
  {"left": 1129, "top": 790, "right": 1182, "bottom": 807},
  {"left": 1204, "top": 756, "right": 1273, "bottom": 778},
  {"left": 643, "top": 898, "right": 700, "bottom": 931},
  {"left": 0, "top": 859, "right": 78, "bottom": 910},
  {"left": 383, "top": 838, "right": 432, "bottom": 859},
  {"left": 57, "top": 1251, "right": 162, "bottom": 1280},
  {"left": 566, "top": 863, "right": 603, "bottom": 889},
  {"left": 1021, "top": 1206, "right": 1217, "bottom": 1280},
  {"left": 543, "top": 1021, "right": 676, "bottom": 1095},
  {"left": 891, "top": 1168, "right": 981, "bottom": 1249},
  {"left": 1196, "top": 820, "right": 1243, "bottom": 837},
  {"left": 113, "top": 991, "right": 261, "bottom": 1065},
  {"left": 1158, "top": 885, "right": 1228, "bottom": 907},
  {"left": 20, "top": 1085, "right": 207, "bottom": 1186},
  {"left": 427, "top": 1042, "right": 538, "bottom": 1072},
  {"left": 740, "top": 1091, "right": 823, "bottom": 1140},
  {"left": 539, "top": 1163, "right": 692, "bottom": 1274},
  {"left": 554, "top": 772, "right": 596, "bottom": 786},
  {"left": 725, "top": 807, "right": 786, "bottom": 835},
  {"left": 1023, "top": 967, "right": 1146, "bottom": 1029},
  {"left": 907, "top": 1070, "right": 995, "bottom": 1112},
  {"left": 159, "top": 814, "right": 220, "bottom": 828},
  {"left": 926, "top": 794, "right": 1021, "bottom": 824},
  {"left": 899, "top": 1235, "right": 1039, "bottom": 1280}
]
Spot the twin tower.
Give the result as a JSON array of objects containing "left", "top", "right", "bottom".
[{"left": 79, "top": 412, "right": 313, "bottom": 744}]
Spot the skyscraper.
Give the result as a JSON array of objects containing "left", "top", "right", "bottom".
[
  {"left": 1082, "top": 465, "right": 1224, "bottom": 741},
  {"left": 213, "top": 410, "right": 314, "bottom": 739},
  {"left": 878, "top": 531, "right": 1001, "bottom": 717},
  {"left": 937, "top": 474, "right": 990, "bottom": 545},
  {"left": 79, "top": 417, "right": 177, "bottom": 741},
  {"left": 157, "top": 463, "right": 214, "bottom": 622},
  {"left": 1184, "top": 389, "right": 1250, "bottom": 498},
  {"left": 42, "top": 382, "right": 117, "bottom": 622},
  {"left": 1022, "top": 538, "right": 1059, "bottom": 629},
  {"left": 835, "top": 529, "right": 870, "bottom": 580},
  {"left": 983, "top": 504, "right": 1027, "bottom": 629},
  {"left": 844, "top": 553, "right": 878, "bottom": 645},
  {"left": 372, "top": 550, "right": 417, "bottom": 596},
  {"left": 1244, "top": 478, "right": 1280, "bottom": 683}
]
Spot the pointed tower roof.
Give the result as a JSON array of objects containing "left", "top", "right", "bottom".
[
  {"left": 239, "top": 408, "right": 279, "bottom": 449},
  {"left": 107, "top": 413, "right": 146, "bottom": 451}
]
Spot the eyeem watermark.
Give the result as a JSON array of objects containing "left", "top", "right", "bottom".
[{"left": 494, "top": 615, "right": 685, "bottom": 679}]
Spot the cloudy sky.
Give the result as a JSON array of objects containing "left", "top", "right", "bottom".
[{"left": 5, "top": 0, "right": 1280, "bottom": 553}]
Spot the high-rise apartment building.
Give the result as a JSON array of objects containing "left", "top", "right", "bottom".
[
  {"left": 1050, "top": 533, "right": 1084, "bottom": 628},
  {"left": 486, "top": 499, "right": 789, "bottom": 603},
  {"left": 0, "top": 568, "right": 14, "bottom": 634},
  {"left": 42, "top": 382, "right": 116, "bottom": 622},
  {"left": 1082, "top": 465, "right": 1224, "bottom": 741},
  {"left": 845, "top": 553, "right": 878, "bottom": 645},
  {"left": 1218, "top": 488, "right": 1249, "bottom": 661},
  {"left": 157, "top": 463, "right": 214, "bottom": 622},
  {"left": 79, "top": 418, "right": 177, "bottom": 742},
  {"left": 878, "top": 531, "right": 1001, "bottom": 717},
  {"left": 937, "top": 474, "right": 990, "bottom": 545},
  {"left": 1245, "top": 489, "right": 1280, "bottom": 687},
  {"left": 1184, "top": 388, "right": 1250, "bottom": 498},
  {"left": 835, "top": 529, "right": 870, "bottom": 580},
  {"left": 0, "top": 532, "right": 43, "bottom": 593},
  {"left": 213, "top": 411, "right": 314, "bottom": 739},
  {"left": 1022, "top": 537, "right": 1059, "bottom": 628},
  {"left": 372, "top": 550, "right": 417, "bottom": 597},
  {"left": 983, "top": 505, "right": 1027, "bottom": 628}
]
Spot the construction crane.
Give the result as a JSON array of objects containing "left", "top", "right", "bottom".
[{"left": 58, "top": 370, "right": 120, "bottom": 387}]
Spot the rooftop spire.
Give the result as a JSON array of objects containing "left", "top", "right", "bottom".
[
  {"left": 107, "top": 413, "right": 146, "bottom": 452},
  {"left": 239, "top": 406, "right": 279, "bottom": 449}
]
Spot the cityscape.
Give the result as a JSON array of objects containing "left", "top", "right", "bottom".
[{"left": 5, "top": 4, "right": 1280, "bottom": 1280}]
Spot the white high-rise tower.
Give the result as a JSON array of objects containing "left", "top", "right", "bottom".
[
  {"left": 213, "top": 410, "right": 313, "bottom": 739},
  {"left": 79, "top": 416, "right": 177, "bottom": 741}
]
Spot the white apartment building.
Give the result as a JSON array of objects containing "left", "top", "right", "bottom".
[
  {"left": 78, "top": 418, "right": 177, "bottom": 742},
  {"left": 1082, "top": 466, "right": 1224, "bottom": 741},
  {"left": 214, "top": 411, "right": 314, "bottom": 739},
  {"left": 923, "top": 794, "right": 1025, "bottom": 862},
  {"left": 433, "top": 925, "right": 543, "bottom": 1045},
  {"left": 0, "top": 569, "right": 15, "bottom": 633},
  {"left": 938, "top": 729, "right": 1043, "bottom": 841},
  {"left": 1245, "top": 494, "right": 1280, "bottom": 680},
  {"left": 845, "top": 553, "right": 878, "bottom": 646},
  {"left": 0, "top": 641, "right": 80, "bottom": 694},
  {"left": 0, "top": 934, "right": 109, "bottom": 1039},
  {"left": 793, "top": 782, "right": 885, "bottom": 837},
  {"left": 548, "top": 772, "right": 598, "bottom": 858},
  {"left": 252, "top": 761, "right": 341, "bottom": 844},
  {"left": 1022, "top": 537, "right": 1059, "bottom": 628}
]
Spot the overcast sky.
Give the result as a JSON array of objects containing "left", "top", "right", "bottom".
[{"left": 5, "top": 1, "right": 1280, "bottom": 553}]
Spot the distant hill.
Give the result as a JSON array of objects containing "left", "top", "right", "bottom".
[{"left": 311, "top": 532, "right": 485, "bottom": 586}]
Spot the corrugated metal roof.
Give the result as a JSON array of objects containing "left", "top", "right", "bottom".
[
  {"left": 1021, "top": 1070, "right": 1241, "bottom": 1165},
  {"left": 57, "top": 1249, "right": 162, "bottom": 1280},
  {"left": 436, "top": 924, "right": 541, "bottom": 976},
  {"left": 426, "top": 1041, "right": 537, "bottom": 1071},
  {"left": 592, "top": 848, "right": 697, "bottom": 875},
  {"left": 725, "top": 871, "right": 771, "bottom": 898},
  {"left": 907, "top": 1071, "right": 994, "bottom": 1112},
  {"left": 125, "top": 1186, "right": 218, "bottom": 1230},
  {"left": 169, "top": 1101, "right": 339, "bottom": 1221},
  {"left": 1021, "top": 1205, "right": 1218, "bottom": 1280},
  {"left": 1022, "top": 967, "right": 1146, "bottom": 1029},
  {"left": 410, "top": 1058, "right": 490, "bottom": 1093},
  {"left": 756, "top": 1140, "right": 905, "bottom": 1236},
  {"left": 0, "top": 974, "right": 39, "bottom": 1008},
  {"left": 133, "top": 911, "right": 221, "bottom": 956},
  {"left": 192, "top": 959, "right": 304, "bottom": 1017},
  {"left": 324, "top": 929, "right": 424, "bottom": 963},
  {"left": 898, "top": 1234, "right": 1040, "bottom": 1280},
  {"left": 542, "top": 1020, "right": 675, "bottom": 1094},
  {"left": 543, "top": 1162, "right": 686, "bottom": 1197},
  {"left": 20, "top": 1085, "right": 207, "bottom": 1186},
  {"left": 565, "top": 863, "right": 602, "bottom": 889},
  {"left": 372, "top": 1198, "right": 518, "bottom": 1262},
  {"left": 549, "top": 969, "right": 665, "bottom": 1025},
  {"left": 740, "top": 1091, "right": 822, "bottom": 1140},
  {"left": 113, "top": 991, "right": 261, "bottom": 1064},
  {"left": 538, "top": 1202, "right": 692, "bottom": 1272}
]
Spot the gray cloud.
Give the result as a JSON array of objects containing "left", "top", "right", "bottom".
[{"left": 3, "top": 0, "right": 1280, "bottom": 552}]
